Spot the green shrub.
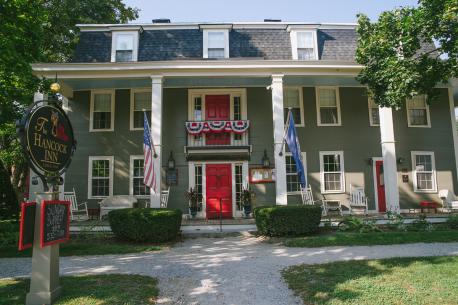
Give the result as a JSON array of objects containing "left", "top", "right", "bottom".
[
  {"left": 338, "top": 216, "right": 382, "bottom": 233},
  {"left": 408, "top": 215, "right": 433, "bottom": 231},
  {"left": 446, "top": 215, "right": 458, "bottom": 230},
  {"left": 0, "top": 220, "right": 19, "bottom": 246},
  {"left": 108, "top": 208, "right": 182, "bottom": 243},
  {"left": 254, "top": 205, "right": 321, "bottom": 236}
]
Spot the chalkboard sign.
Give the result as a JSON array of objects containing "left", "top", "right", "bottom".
[
  {"left": 166, "top": 169, "right": 178, "bottom": 186},
  {"left": 40, "top": 200, "right": 70, "bottom": 248},
  {"left": 18, "top": 202, "right": 36, "bottom": 251}
]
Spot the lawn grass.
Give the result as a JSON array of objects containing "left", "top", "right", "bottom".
[
  {"left": 283, "top": 256, "right": 458, "bottom": 305},
  {"left": 284, "top": 230, "right": 458, "bottom": 247},
  {"left": 0, "top": 274, "right": 159, "bottom": 305}
]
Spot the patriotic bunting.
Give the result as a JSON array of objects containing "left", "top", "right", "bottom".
[{"left": 185, "top": 120, "right": 249, "bottom": 135}]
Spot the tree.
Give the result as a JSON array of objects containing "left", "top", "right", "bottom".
[
  {"left": 356, "top": 0, "right": 457, "bottom": 108},
  {"left": 0, "top": 0, "right": 138, "bottom": 215}
]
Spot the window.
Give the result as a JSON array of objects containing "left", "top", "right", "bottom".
[
  {"left": 233, "top": 96, "right": 242, "bottom": 140},
  {"left": 320, "top": 151, "right": 345, "bottom": 193},
  {"left": 90, "top": 90, "right": 114, "bottom": 131},
  {"left": 88, "top": 156, "right": 113, "bottom": 198},
  {"left": 284, "top": 88, "right": 304, "bottom": 126},
  {"left": 130, "top": 89, "right": 151, "bottom": 130},
  {"left": 129, "top": 156, "right": 150, "bottom": 197},
  {"left": 203, "top": 30, "right": 229, "bottom": 59},
  {"left": 291, "top": 30, "right": 318, "bottom": 60},
  {"left": 316, "top": 87, "right": 341, "bottom": 126},
  {"left": 194, "top": 97, "right": 203, "bottom": 121},
  {"left": 368, "top": 98, "right": 380, "bottom": 126},
  {"left": 111, "top": 31, "right": 139, "bottom": 62},
  {"left": 407, "top": 95, "right": 430, "bottom": 127},
  {"left": 235, "top": 164, "right": 243, "bottom": 210},
  {"left": 411, "top": 151, "right": 436, "bottom": 192},
  {"left": 194, "top": 164, "right": 203, "bottom": 211},
  {"left": 286, "top": 152, "right": 307, "bottom": 194}
]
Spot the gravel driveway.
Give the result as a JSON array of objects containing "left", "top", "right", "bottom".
[{"left": 1, "top": 235, "right": 458, "bottom": 305}]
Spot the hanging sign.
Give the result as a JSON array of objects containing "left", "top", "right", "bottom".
[
  {"left": 40, "top": 200, "right": 71, "bottom": 248},
  {"left": 18, "top": 202, "right": 37, "bottom": 251}
]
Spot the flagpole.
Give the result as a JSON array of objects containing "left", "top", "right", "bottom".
[{"left": 278, "top": 108, "right": 292, "bottom": 156}]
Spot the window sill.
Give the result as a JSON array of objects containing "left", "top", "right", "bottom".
[
  {"left": 317, "top": 124, "right": 342, "bottom": 127},
  {"left": 407, "top": 125, "right": 431, "bottom": 128},
  {"left": 89, "top": 129, "right": 114, "bottom": 132},
  {"left": 413, "top": 190, "right": 438, "bottom": 194}
]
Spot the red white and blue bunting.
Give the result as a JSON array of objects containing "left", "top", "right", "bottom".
[{"left": 186, "top": 120, "right": 250, "bottom": 135}]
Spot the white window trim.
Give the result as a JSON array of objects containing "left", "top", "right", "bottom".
[
  {"left": 316, "top": 86, "right": 342, "bottom": 126},
  {"left": 319, "top": 151, "right": 345, "bottom": 194},
  {"left": 203, "top": 29, "right": 229, "bottom": 59},
  {"left": 88, "top": 156, "right": 114, "bottom": 199},
  {"left": 111, "top": 31, "right": 139, "bottom": 62},
  {"left": 290, "top": 30, "right": 319, "bottom": 61},
  {"left": 368, "top": 98, "right": 380, "bottom": 127},
  {"left": 284, "top": 86, "right": 305, "bottom": 127},
  {"left": 285, "top": 152, "right": 307, "bottom": 195},
  {"left": 90, "top": 89, "right": 115, "bottom": 132},
  {"left": 129, "top": 155, "right": 150, "bottom": 198},
  {"left": 130, "top": 88, "right": 152, "bottom": 131},
  {"left": 406, "top": 95, "right": 431, "bottom": 128},
  {"left": 411, "top": 151, "right": 437, "bottom": 193}
]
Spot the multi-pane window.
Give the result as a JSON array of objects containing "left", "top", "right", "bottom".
[
  {"left": 91, "top": 92, "right": 113, "bottom": 131},
  {"left": 320, "top": 151, "right": 345, "bottom": 193},
  {"left": 412, "top": 152, "right": 436, "bottom": 192},
  {"left": 284, "top": 88, "right": 303, "bottom": 126},
  {"left": 286, "top": 153, "right": 306, "bottom": 194},
  {"left": 131, "top": 91, "right": 151, "bottom": 129},
  {"left": 194, "top": 97, "right": 203, "bottom": 121},
  {"left": 131, "top": 158, "right": 150, "bottom": 196},
  {"left": 207, "top": 32, "right": 226, "bottom": 59},
  {"left": 194, "top": 165, "right": 203, "bottom": 211},
  {"left": 89, "top": 157, "right": 112, "bottom": 198},
  {"left": 234, "top": 96, "right": 242, "bottom": 140},
  {"left": 317, "top": 87, "right": 341, "bottom": 126},
  {"left": 368, "top": 98, "right": 380, "bottom": 126},
  {"left": 235, "top": 164, "right": 243, "bottom": 210},
  {"left": 407, "top": 95, "right": 430, "bottom": 127},
  {"left": 296, "top": 31, "right": 316, "bottom": 60}
]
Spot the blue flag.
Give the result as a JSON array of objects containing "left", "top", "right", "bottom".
[{"left": 285, "top": 111, "right": 306, "bottom": 188}]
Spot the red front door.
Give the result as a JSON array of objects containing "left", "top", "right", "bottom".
[
  {"left": 376, "top": 160, "right": 386, "bottom": 212},
  {"left": 205, "top": 95, "right": 230, "bottom": 145},
  {"left": 206, "top": 164, "right": 232, "bottom": 219}
]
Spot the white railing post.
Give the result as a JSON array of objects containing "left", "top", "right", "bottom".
[
  {"left": 150, "top": 75, "right": 163, "bottom": 208},
  {"left": 271, "top": 74, "right": 287, "bottom": 205}
]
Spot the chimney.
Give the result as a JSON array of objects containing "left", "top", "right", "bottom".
[{"left": 152, "top": 19, "right": 171, "bottom": 24}]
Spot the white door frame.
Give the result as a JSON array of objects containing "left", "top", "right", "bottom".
[
  {"left": 372, "top": 157, "right": 383, "bottom": 213},
  {"left": 188, "top": 160, "right": 249, "bottom": 218}
]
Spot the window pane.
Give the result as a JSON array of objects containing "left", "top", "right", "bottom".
[
  {"left": 417, "top": 173, "right": 432, "bottom": 190},
  {"left": 116, "top": 34, "right": 133, "bottom": 50},
  {"left": 134, "top": 92, "right": 151, "bottom": 111},
  {"left": 94, "top": 94, "right": 111, "bottom": 112},
  {"left": 133, "top": 110, "right": 151, "bottom": 128},
  {"left": 323, "top": 154, "right": 341, "bottom": 172},
  {"left": 297, "top": 32, "right": 314, "bottom": 48},
  {"left": 235, "top": 164, "right": 243, "bottom": 210},
  {"left": 409, "top": 109, "right": 428, "bottom": 125},
  {"left": 371, "top": 108, "right": 380, "bottom": 125},
  {"left": 324, "top": 173, "right": 341, "bottom": 191},
  {"left": 208, "top": 48, "right": 225, "bottom": 59},
  {"left": 208, "top": 32, "right": 225, "bottom": 48},
  {"left": 319, "top": 89, "right": 337, "bottom": 106},
  {"left": 320, "top": 108, "right": 338, "bottom": 124},
  {"left": 93, "top": 112, "right": 111, "bottom": 129},
  {"left": 284, "top": 89, "right": 300, "bottom": 108},
  {"left": 409, "top": 96, "right": 426, "bottom": 108},
  {"left": 92, "top": 179, "right": 109, "bottom": 197},
  {"left": 116, "top": 50, "right": 133, "bottom": 62},
  {"left": 92, "top": 160, "right": 109, "bottom": 177},
  {"left": 284, "top": 108, "right": 301, "bottom": 125},
  {"left": 298, "top": 48, "right": 315, "bottom": 60},
  {"left": 234, "top": 96, "right": 241, "bottom": 120},
  {"left": 194, "top": 97, "right": 202, "bottom": 120},
  {"left": 416, "top": 155, "right": 432, "bottom": 171}
]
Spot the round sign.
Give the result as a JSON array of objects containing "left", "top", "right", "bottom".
[{"left": 24, "top": 102, "right": 75, "bottom": 175}]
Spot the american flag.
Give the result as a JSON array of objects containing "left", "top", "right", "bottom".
[{"left": 143, "top": 112, "right": 157, "bottom": 193}]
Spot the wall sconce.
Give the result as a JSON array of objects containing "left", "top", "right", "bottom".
[
  {"left": 167, "top": 151, "right": 175, "bottom": 170},
  {"left": 261, "top": 149, "right": 271, "bottom": 168},
  {"left": 367, "top": 158, "right": 373, "bottom": 166},
  {"left": 397, "top": 157, "right": 405, "bottom": 165}
]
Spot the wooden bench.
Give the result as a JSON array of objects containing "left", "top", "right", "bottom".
[{"left": 420, "top": 201, "right": 439, "bottom": 214}]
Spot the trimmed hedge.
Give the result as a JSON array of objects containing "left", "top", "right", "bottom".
[
  {"left": 254, "top": 205, "right": 322, "bottom": 236},
  {"left": 108, "top": 208, "right": 182, "bottom": 243}
]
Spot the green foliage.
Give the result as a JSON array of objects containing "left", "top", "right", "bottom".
[
  {"left": 446, "top": 214, "right": 458, "bottom": 230},
  {"left": 108, "top": 208, "right": 182, "bottom": 243},
  {"left": 0, "top": 220, "right": 18, "bottom": 247},
  {"left": 409, "top": 214, "right": 433, "bottom": 231},
  {"left": 254, "top": 205, "right": 322, "bottom": 237},
  {"left": 356, "top": 0, "right": 457, "bottom": 109},
  {"left": 385, "top": 211, "right": 407, "bottom": 231},
  {"left": 338, "top": 216, "right": 382, "bottom": 233}
]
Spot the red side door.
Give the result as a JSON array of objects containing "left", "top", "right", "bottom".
[
  {"left": 206, "top": 164, "right": 232, "bottom": 219},
  {"left": 205, "top": 95, "right": 230, "bottom": 145},
  {"left": 376, "top": 160, "right": 386, "bottom": 212}
]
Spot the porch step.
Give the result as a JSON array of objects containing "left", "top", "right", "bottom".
[{"left": 182, "top": 218, "right": 255, "bottom": 226}]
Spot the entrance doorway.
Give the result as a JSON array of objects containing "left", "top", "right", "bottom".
[
  {"left": 206, "top": 164, "right": 232, "bottom": 218},
  {"left": 374, "top": 160, "right": 386, "bottom": 212}
]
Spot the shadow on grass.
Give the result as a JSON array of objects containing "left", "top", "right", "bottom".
[
  {"left": 282, "top": 256, "right": 458, "bottom": 305},
  {"left": 0, "top": 274, "right": 158, "bottom": 305}
]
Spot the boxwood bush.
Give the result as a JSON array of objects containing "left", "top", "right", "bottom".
[
  {"left": 254, "top": 205, "right": 321, "bottom": 236},
  {"left": 108, "top": 208, "right": 182, "bottom": 243}
]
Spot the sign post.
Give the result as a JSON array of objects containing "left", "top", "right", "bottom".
[{"left": 17, "top": 86, "right": 76, "bottom": 305}]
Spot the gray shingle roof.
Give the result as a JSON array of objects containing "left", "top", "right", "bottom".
[
  {"left": 318, "top": 29, "right": 357, "bottom": 61},
  {"left": 72, "top": 32, "right": 112, "bottom": 63}
]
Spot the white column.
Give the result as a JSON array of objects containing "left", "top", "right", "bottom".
[
  {"left": 271, "top": 74, "right": 287, "bottom": 205},
  {"left": 150, "top": 75, "right": 163, "bottom": 208},
  {"left": 448, "top": 87, "right": 458, "bottom": 186},
  {"left": 379, "top": 106, "right": 400, "bottom": 213}
]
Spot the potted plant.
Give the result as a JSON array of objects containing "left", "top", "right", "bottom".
[
  {"left": 186, "top": 187, "right": 201, "bottom": 219},
  {"left": 241, "top": 187, "right": 254, "bottom": 218}
]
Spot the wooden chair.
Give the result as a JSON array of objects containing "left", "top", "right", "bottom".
[
  {"left": 348, "top": 185, "right": 368, "bottom": 215},
  {"left": 439, "top": 189, "right": 458, "bottom": 212},
  {"left": 300, "top": 185, "right": 326, "bottom": 216},
  {"left": 160, "top": 187, "right": 170, "bottom": 208},
  {"left": 63, "top": 188, "right": 89, "bottom": 221}
]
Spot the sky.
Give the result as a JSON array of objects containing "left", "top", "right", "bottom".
[{"left": 123, "top": 0, "right": 420, "bottom": 24}]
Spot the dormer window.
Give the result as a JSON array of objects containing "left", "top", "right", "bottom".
[
  {"left": 203, "top": 30, "right": 229, "bottom": 59},
  {"left": 111, "top": 31, "right": 139, "bottom": 62},
  {"left": 290, "top": 30, "right": 318, "bottom": 60}
]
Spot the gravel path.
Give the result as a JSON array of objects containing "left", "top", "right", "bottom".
[{"left": 1, "top": 236, "right": 458, "bottom": 305}]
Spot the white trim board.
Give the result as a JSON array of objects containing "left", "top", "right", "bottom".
[
  {"left": 129, "top": 155, "right": 150, "bottom": 199},
  {"left": 411, "top": 151, "right": 437, "bottom": 193},
  {"left": 88, "top": 156, "right": 114, "bottom": 199},
  {"left": 89, "top": 89, "right": 115, "bottom": 132},
  {"left": 319, "top": 151, "right": 345, "bottom": 194}
]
